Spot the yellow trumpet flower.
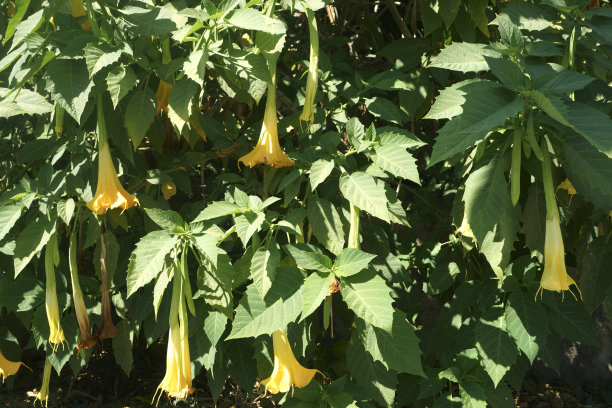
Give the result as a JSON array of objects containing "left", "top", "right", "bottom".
[
  {"left": 260, "top": 329, "right": 319, "bottom": 394},
  {"left": 87, "top": 99, "right": 139, "bottom": 215},
  {"left": 0, "top": 349, "right": 24, "bottom": 382},
  {"left": 70, "top": 0, "right": 91, "bottom": 30},
  {"left": 35, "top": 359, "right": 52, "bottom": 407},
  {"left": 238, "top": 82, "right": 293, "bottom": 168},
  {"left": 535, "top": 214, "right": 581, "bottom": 300},
  {"left": 45, "top": 234, "right": 67, "bottom": 352},
  {"left": 299, "top": 7, "right": 319, "bottom": 125},
  {"left": 156, "top": 80, "right": 173, "bottom": 114},
  {"left": 154, "top": 268, "right": 194, "bottom": 402}
]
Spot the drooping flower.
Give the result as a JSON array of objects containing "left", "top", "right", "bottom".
[
  {"left": 70, "top": 0, "right": 91, "bottom": 30},
  {"left": 35, "top": 359, "right": 52, "bottom": 407},
  {"left": 260, "top": 329, "right": 319, "bottom": 394},
  {"left": 536, "top": 139, "right": 581, "bottom": 300},
  {"left": 96, "top": 232, "right": 119, "bottom": 340},
  {"left": 45, "top": 234, "right": 66, "bottom": 352},
  {"left": 299, "top": 7, "right": 319, "bottom": 125},
  {"left": 238, "top": 63, "right": 293, "bottom": 168},
  {"left": 154, "top": 265, "right": 194, "bottom": 402},
  {"left": 456, "top": 215, "right": 474, "bottom": 239},
  {"left": 87, "top": 99, "right": 139, "bottom": 215},
  {"left": 0, "top": 349, "right": 24, "bottom": 382},
  {"left": 156, "top": 80, "right": 173, "bottom": 114},
  {"left": 69, "top": 228, "right": 96, "bottom": 350}
]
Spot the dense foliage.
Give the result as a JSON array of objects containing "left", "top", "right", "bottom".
[{"left": 1, "top": 0, "right": 612, "bottom": 406}]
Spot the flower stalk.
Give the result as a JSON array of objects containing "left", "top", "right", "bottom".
[
  {"left": 511, "top": 121, "right": 521, "bottom": 206},
  {"left": 96, "top": 231, "right": 119, "bottom": 340},
  {"left": 45, "top": 233, "right": 66, "bottom": 351}
]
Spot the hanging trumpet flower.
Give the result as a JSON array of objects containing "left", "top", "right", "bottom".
[
  {"left": 96, "top": 232, "right": 119, "bottom": 340},
  {"left": 299, "top": 6, "right": 319, "bottom": 125},
  {"left": 260, "top": 329, "right": 319, "bottom": 394},
  {"left": 0, "top": 349, "right": 25, "bottom": 382},
  {"left": 70, "top": 0, "right": 91, "bottom": 30},
  {"left": 535, "top": 139, "right": 581, "bottom": 300},
  {"left": 35, "top": 359, "right": 52, "bottom": 407},
  {"left": 69, "top": 226, "right": 96, "bottom": 349},
  {"left": 238, "top": 60, "right": 294, "bottom": 168},
  {"left": 87, "top": 96, "right": 139, "bottom": 215},
  {"left": 154, "top": 252, "right": 194, "bottom": 402},
  {"left": 45, "top": 233, "right": 67, "bottom": 351},
  {"left": 156, "top": 38, "right": 173, "bottom": 115}
]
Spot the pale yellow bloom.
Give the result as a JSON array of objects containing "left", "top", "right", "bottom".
[
  {"left": 86, "top": 143, "right": 139, "bottom": 215},
  {"left": 70, "top": 0, "right": 91, "bottom": 30},
  {"left": 260, "top": 329, "right": 319, "bottom": 394},
  {"left": 239, "top": 88, "right": 293, "bottom": 168},
  {"left": 456, "top": 216, "right": 474, "bottom": 239},
  {"left": 299, "top": 7, "right": 319, "bottom": 125},
  {"left": 0, "top": 349, "right": 24, "bottom": 382},
  {"left": 536, "top": 214, "right": 581, "bottom": 300},
  {"left": 156, "top": 80, "right": 173, "bottom": 114},
  {"left": 557, "top": 178, "right": 577, "bottom": 195},
  {"left": 45, "top": 235, "right": 66, "bottom": 352},
  {"left": 35, "top": 359, "right": 52, "bottom": 407}
]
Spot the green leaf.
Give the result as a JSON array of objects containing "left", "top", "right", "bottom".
[
  {"left": 430, "top": 89, "right": 523, "bottom": 164},
  {"left": 459, "top": 381, "right": 487, "bottom": 408},
  {"left": 300, "top": 271, "right": 334, "bottom": 321},
  {"left": 144, "top": 208, "right": 184, "bottom": 231},
  {"left": 112, "top": 320, "right": 134, "bottom": 375},
  {"left": 495, "top": 14, "right": 524, "bottom": 49},
  {"left": 522, "top": 183, "right": 546, "bottom": 258},
  {"left": 548, "top": 297, "right": 599, "bottom": 346},
  {"left": 533, "top": 68, "right": 595, "bottom": 95},
  {"left": 204, "top": 311, "right": 228, "bottom": 346},
  {"left": 371, "top": 144, "right": 420, "bottom": 184},
  {"left": 191, "top": 233, "right": 219, "bottom": 266},
  {"left": 124, "top": 89, "right": 156, "bottom": 149},
  {"left": 126, "top": 231, "right": 178, "bottom": 297},
  {"left": 106, "top": 66, "right": 138, "bottom": 108},
  {"left": 346, "top": 332, "right": 397, "bottom": 407},
  {"left": 425, "top": 79, "right": 496, "bottom": 120},
  {"left": 153, "top": 267, "right": 170, "bottom": 319},
  {"left": 0, "top": 200, "right": 23, "bottom": 242},
  {"left": 475, "top": 308, "right": 519, "bottom": 387},
  {"left": 168, "top": 77, "right": 199, "bottom": 132},
  {"left": 226, "top": 8, "right": 285, "bottom": 34},
  {"left": 342, "top": 269, "right": 394, "bottom": 333},
  {"left": 309, "top": 159, "right": 335, "bottom": 191},
  {"left": 334, "top": 248, "right": 377, "bottom": 277},
  {"left": 84, "top": 43, "right": 122, "bottom": 78},
  {"left": 57, "top": 199, "right": 75, "bottom": 226},
  {"left": 0, "top": 88, "right": 53, "bottom": 118},
  {"left": 504, "top": 291, "right": 549, "bottom": 363},
  {"left": 578, "top": 238, "right": 612, "bottom": 313},
  {"left": 184, "top": 49, "right": 209, "bottom": 84},
  {"left": 467, "top": 0, "right": 490, "bottom": 37},
  {"left": 13, "top": 217, "right": 55, "bottom": 276},
  {"left": 378, "top": 126, "right": 425, "bottom": 149},
  {"left": 365, "top": 97, "right": 404, "bottom": 125},
  {"left": 532, "top": 93, "right": 612, "bottom": 159},
  {"left": 45, "top": 59, "right": 93, "bottom": 123},
  {"left": 250, "top": 244, "right": 280, "bottom": 298},
  {"left": 284, "top": 243, "right": 332, "bottom": 272},
  {"left": 485, "top": 57, "right": 527, "bottom": 91},
  {"left": 10, "top": 8, "right": 43, "bottom": 50},
  {"left": 228, "top": 267, "right": 303, "bottom": 339},
  {"left": 234, "top": 212, "right": 265, "bottom": 247},
  {"left": 339, "top": 172, "right": 390, "bottom": 223},
  {"left": 193, "top": 201, "right": 242, "bottom": 222},
  {"left": 306, "top": 197, "right": 345, "bottom": 255},
  {"left": 0, "top": 275, "right": 43, "bottom": 312},
  {"left": 120, "top": 3, "right": 187, "bottom": 36},
  {"left": 493, "top": 2, "right": 553, "bottom": 31},
  {"left": 562, "top": 133, "right": 612, "bottom": 212},
  {"left": 429, "top": 42, "right": 498, "bottom": 72},
  {"left": 3, "top": 0, "right": 31, "bottom": 45}
]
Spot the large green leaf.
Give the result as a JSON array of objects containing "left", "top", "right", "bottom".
[
  {"left": 125, "top": 89, "right": 156, "bottom": 149},
  {"left": 430, "top": 89, "right": 523, "bottom": 165},
  {"left": 429, "top": 42, "right": 498, "bottom": 72},
  {"left": 13, "top": 217, "right": 55, "bottom": 276},
  {"left": 126, "top": 231, "right": 178, "bottom": 297},
  {"left": 522, "top": 182, "right": 546, "bottom": 258},
  {"left": 493, "top": 2, "right": 553, "bottom": 31},
  {"left": 475, "top": 308, "right": 519, "bottom": 387},
  {"left": 192, "top": 201, "right": 242, "bottom": 222},
  {"left": 533, "top": 93, "right": 612, "bottom": 158},
  {"left": 250, "top": 244, "right": 280, "bottom": 299},
  {"left": 309, "top": 159, "right": 335, "bottom": 191},
  {"left": 45, "top": 59, "right": 93, "bottom": 123},
  {"left": 120, "top": 3, "right": 187, "bottom": 36},
  {"left": 300, "top": 271, "right": 334, "bottom": 321},
  {"left": 0, "top": 200, "right": 23, "bottom": 242},
  {"left": 228, "top": 267, "right": 303, "bottom": 339},
  {"left": 342, "top": 269, "right": 394, "bottom": 333},
  {"left": 84, "top": 43, "right": 122, "bottom": 78},
  {"left": 548, "top": 299, "right": 599, "bottom": 346},
  {"left": 371, "top": 144, "right": 420, "bottom": 184},
  {"left": 144, "top": 208, "right": 184, "bottom": 231},
  {"left": 0, "top": 88, "right": 53, "bottom": 118},
  {"left": 334, "top": 248, "right": 377, "bottom": 277},
  {"left": 3, "top": 0, "right": 31, "bottom": 45},
  {"left": 106, "top": 66, "right": 138, "bottom": 108},
  {"left": 226, "top": 8, "right": 285, "bottom": 34},
  {"left": 504, "top": 291, "right": 549, "bottom": 363},
  {"left": 578, "top": 238, "right": 612, "bottom": 313},
  {"left": 306, "top": 197, "right": 345, "bottom": 255},
  {"left": 284, "top": 244, "right": 332, "bottom": 272},
  {"left": 168, "top": 77, "right": 199, "bottom": 131},
  {"left": 339, "top": 172, "right": 390, "bottom": 223}
]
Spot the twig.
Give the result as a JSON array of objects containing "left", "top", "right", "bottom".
[{"left": 385, "top": 0, "right": 411, "bottom": 38}]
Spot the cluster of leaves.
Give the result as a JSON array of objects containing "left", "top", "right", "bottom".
[{"left": 1, "top": 0, "right": 612, "bottom": 407}]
